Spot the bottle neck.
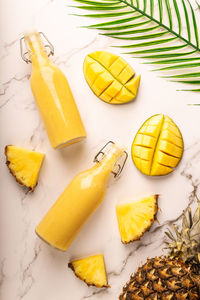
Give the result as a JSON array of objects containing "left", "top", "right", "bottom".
[
  {"left": 24, "top": 32, "right": 50, "bottom": 66},
  {"left": 95, "top": 144, "right": 125, "bottom": 178}
]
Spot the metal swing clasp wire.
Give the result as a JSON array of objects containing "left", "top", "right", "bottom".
[
  {"left": 94, "top": 141, "right": 128, "bottom": 178},
  {"left": 20, "top": 32, "right": 54, "bottom": 64}
]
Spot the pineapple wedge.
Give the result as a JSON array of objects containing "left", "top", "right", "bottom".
[
  {"left": 68, "top": 254, "right": 109, "bottom": 288},
  {"left": 116, "top": 195, "right": 159, "bottom": 243},
  {"left": 5, "top": 145, "right": 45, "bottom": 191}
]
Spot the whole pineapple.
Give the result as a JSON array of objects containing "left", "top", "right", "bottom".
[{"left": 119, "top": 199, "right": 200, "bottom": 300}]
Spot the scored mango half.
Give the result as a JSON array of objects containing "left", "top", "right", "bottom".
[
  {"left": 131, "top": 114, "right": 184, "bottom": 176},
  {"left": 83, "top": 51, "right": 141, "bottom": 104}
]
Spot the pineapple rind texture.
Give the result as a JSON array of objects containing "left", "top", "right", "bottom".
[
  {"left": 83, "top": 51, "right": 141, "bottom": 104},
  {"left": 131, "top": 114, "right": 184, "bottom": 176},
  {"left": 119, "top": 199, "right": 200, "bottom": 300},
  {"left": 119, "top": 257, "right": 200, "bottom": 300},
  {"left": 5, "top": 145, "right": 45, "bottom": 191},
  {"left": 116, "top": 195, "right": 159, "bottom": 244},
  {"left": 68, "top": 254, "right": 109, "bottom": 288}
]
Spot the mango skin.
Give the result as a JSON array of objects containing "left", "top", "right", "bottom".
[
  {"left": 83, "top": 51, "right": 141, "bottom": 104},
  {"left": 131, "top": 114, "right": 184, "bottom": 176}
]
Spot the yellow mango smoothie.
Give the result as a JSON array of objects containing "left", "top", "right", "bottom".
[
  {"left": 36, "top": 142, "right": 127, "bottom": 251},
  {"left": 24, "top": 31, "right": 86, "bottom": 149}
]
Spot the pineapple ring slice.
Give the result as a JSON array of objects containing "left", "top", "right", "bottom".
[
  {"left": 68, "top": 254, "right": 109, "bottom": 288},
  {"left": 5, "top": 145, "right": 45, "bottom": 191},
  {"left": 83, "top": 51, "right": 141, "bottom": 104},
  {"left": 116, "top": 195, "right": 159, "bottom": 244},
  {"left": 131, "top": 114, "right": 184, "bottom": 176}
]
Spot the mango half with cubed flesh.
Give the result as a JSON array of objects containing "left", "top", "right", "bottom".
[
  {"left": 131, "top": 114, "right": 184, "bottom": 176},
  {"left": 83, "top": 51, "right": 141, "bottom": 104}
]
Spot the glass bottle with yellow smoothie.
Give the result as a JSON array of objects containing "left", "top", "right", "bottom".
[
  {"left": 21, "top": 31, "right": 86, "bottom": 149},
  {"left": 36, "top": 141, "right": 128, "bottom": 251}
]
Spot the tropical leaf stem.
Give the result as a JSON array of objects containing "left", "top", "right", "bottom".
[
  {"left": 120, "top": 0, "right": 200, "bottom": 51},
  {"left": 72, "top": 0, "right": 200, "bottom": 92}
]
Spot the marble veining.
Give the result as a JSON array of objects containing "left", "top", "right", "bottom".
[
  {"left": 1, "top": 0, "right": 200, "bottom": 299},
  {"left": 18, "top": 241, "right": 42, "bottom": 300},
  {"left": 0, "top": 259, "right": 6, "bottom": 290}
]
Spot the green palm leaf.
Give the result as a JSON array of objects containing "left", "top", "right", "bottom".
[
  {"left": 118, "top": 37, "right": 177, "bottom": 48},
  {"left": 71, "top": 0, "right": 200, "bottom": 93},
  {"left": 173, "top": 0, "right": 181, "bottom": 34},
  {"left": 87, "top": 20, "right": 150, "bottom": 30},
  {"left": 173, "top": 80, "right": 200, "bottom": 84},
  {"left": 81, "top": 16, "right": 140, "bottom": 27},
  {"left": 127, "top": 45, "right": 187, "bottom": 54},
  {"left": 163, "top": 72, "right": 200, "bottom": 78},
  {"left": 154, "top": 63, "right": 200, "bottom": 71},
  {"left": 101, "top": 25, "right": 159, "bottom": 35},
  {"left": 144, "top": 57, "right": 200, "bottom": 64},
  {"left": 137, "top": 50, "right": 196, "bottom": 59},
  {"left": 182, "top": 0, "right": 191, "bottom": 42}
]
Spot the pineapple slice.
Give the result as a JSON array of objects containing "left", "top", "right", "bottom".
[
  {"left": 116, "top": 195, "right": 159, "bottom": 243},
  {"left": 5, "top": 145, "right": 45, "bottom": 191},
  {"left": 68, "top": 254, "right": 109, "bottom": 288}
]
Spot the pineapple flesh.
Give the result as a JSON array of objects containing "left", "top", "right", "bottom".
[
  {"left": 119, "top": 199, "right": 200, "bottom": 299},
  {"left": 68, "top": 254, "right": 109, "bottom": 288},
  {"left": 116, "top": 195, "right": 158, "bottom": 243},
  {"left": 5, "top": 145, "right": 45, "bottom": 191}
]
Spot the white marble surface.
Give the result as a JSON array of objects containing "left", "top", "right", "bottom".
[{"left": 1, "top": 0, "right": 200, "bottom": 299}]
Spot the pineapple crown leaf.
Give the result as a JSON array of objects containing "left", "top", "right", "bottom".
[
  {"left": 166, "top": 198, "right": 200, "bottom": 265},
  {"left": 165, "top": 229, "right": 175, "bottom": 241}
]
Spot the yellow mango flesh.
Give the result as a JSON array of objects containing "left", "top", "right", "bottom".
[
  {"left": 83, "top": 51, "right": 141, "bottom": 104},
  {"left": 131, "top": 114, "right": 184, "bottom": 176}
]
